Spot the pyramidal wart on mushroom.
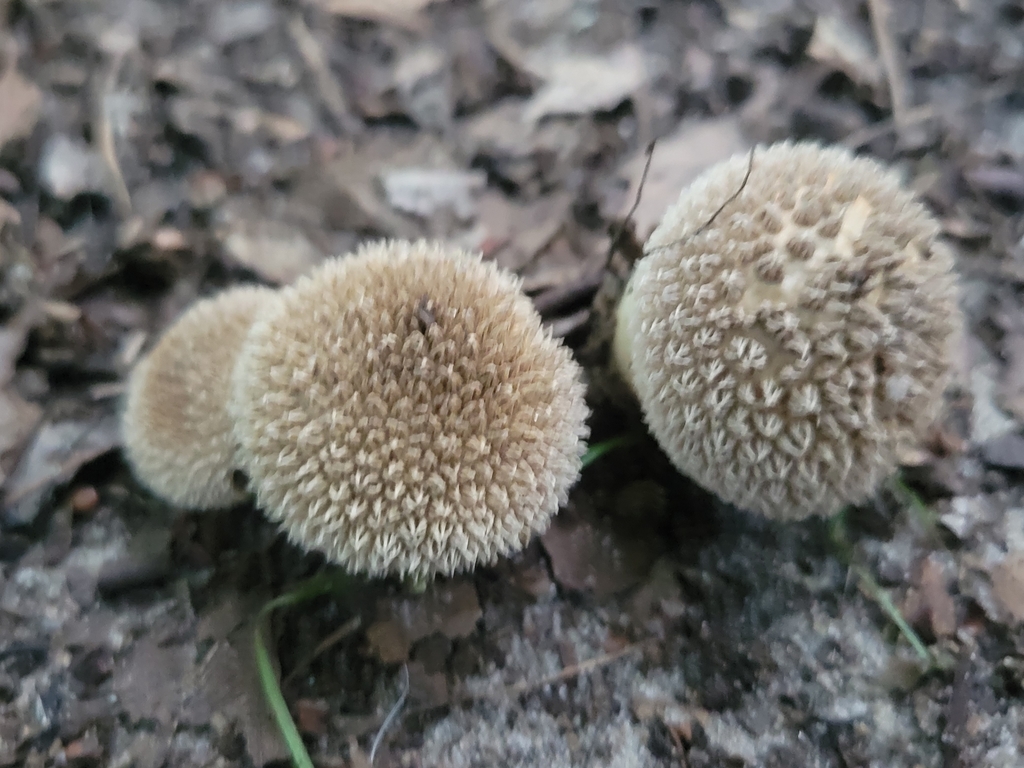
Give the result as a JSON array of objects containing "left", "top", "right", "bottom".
[
  {"left": 613, "top": 141, "right": 962, "bottom": 520},
  {"left": 230, "top": 239, "right": 590, "bottom": 580},
  {"left": 121, "top": 285, "right": 278, "bottom": 510}
]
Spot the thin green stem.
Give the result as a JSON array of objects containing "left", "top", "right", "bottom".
[
  {"left": 890, "top": 475, "right": 939, "bottom": 530},
  {"left": 580, "top": 435, "right": 637, "bottom": 468},
  {"left": 828, "top": 507, "right": 932, "bottom": 665},
  {"left": 853, "top": 565, "right": 932, "bottom": 664},
  {"left": 254, "top": 573, "right": 352, "bottom": 768}
]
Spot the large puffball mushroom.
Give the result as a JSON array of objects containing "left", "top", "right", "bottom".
[
  {"left": 121, "top": 285, "right": 278, "bottom": 509},
  {"left": 231, "top": 239, "right": 590, "bottom": 580},
  {"left": 613, "top": 141, "right": 961, "bottom": 520}
]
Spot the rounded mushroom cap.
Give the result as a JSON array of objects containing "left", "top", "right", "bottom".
[
  {"left": 231, "top": 239, "right": 590, "bottom": 579},
  {"left": 121, "top": 285, "right": 278, "bottom": 509},
  {"left": 615, "top": 141, "right": 961, "bottom": 520}
]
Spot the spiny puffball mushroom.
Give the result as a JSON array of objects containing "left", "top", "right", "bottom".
[
  {"left": 121, "top": 285, "right": 278, "bottom": 509},
  {"left": 613, "top": 141, "right": 961, "bottom": 520},
  {"left": 231, "top": 239, "right": 590, "bottom": 580}
]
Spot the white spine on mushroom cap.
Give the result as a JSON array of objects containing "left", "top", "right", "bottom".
[
  {"left": 230, "top": 239, "right": 590, "bottom": 579},
  {"left": 615, "top": 141, "right": 962, "bottom": 520},
  {"left": 121, "top": 285, "right": 277, "bottom": 510}
]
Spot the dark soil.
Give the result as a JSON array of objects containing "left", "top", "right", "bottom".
[{"left": 2, "top": 0, "right": 1024, "bottom": 766}]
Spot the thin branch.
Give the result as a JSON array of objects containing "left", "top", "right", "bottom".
[
  {"left": 867, "top": 0, "right": 912, "bottom": 130},
  {"left": 606, "top": 140, "right": 656, "bottom": 265},
  {"left": 646, "top": 145, "right": 756, "bottom": 255},
  {"left": 96, "top": 51, "right": 133, "bottom": 217}
]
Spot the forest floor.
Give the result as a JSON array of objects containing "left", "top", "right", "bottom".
[{"left": 2, "top": 0, "right": 1024, "bottom": 766}]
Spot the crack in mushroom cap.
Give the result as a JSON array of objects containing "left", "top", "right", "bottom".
[
  {"left": 615, "top": 141, "right": 961, "bottom": 520},
  {"left": 121, "top": 285, "right": 278, "bottom": 509},
  {"left": 231, "top": 239, "right": 590, "bottom": 579}
]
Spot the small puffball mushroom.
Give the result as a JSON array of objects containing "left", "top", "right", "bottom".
[
  {"left": 121, "top": 285, "right": 278, "bottom": 509},
  {"left": 613, "top": 141, "right": 961, "bottom": 520},
  {"left": 231, "top": 239, "right": 590, "bottom": 580}
]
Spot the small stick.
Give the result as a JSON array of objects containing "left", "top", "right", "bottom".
[
  {"left": 646, "top": 145, "right": 756, "bottom": 255},
  {"left": 287, "top": 14, "right": 363, "bottom": 136},
  {"left": 504, "top": 641, "right": 646, "bottom": 698},
  {"left": 842, "top": 80, "right": 1015, "bottom": 149},
  {"left": 96, "top": 51, "right": 133, "bottom": 217},
  {"left": 606, "top": 140, "right": 656, "bottom": 265},
  {"left": 867, "top": 0, "right": 912, "bottom": 130},
  {"left": 691, "top": 145, "right": 755, "bottom": 239},
  {"left": 281, "top": 615, "right": 362, "bottom": 687}
]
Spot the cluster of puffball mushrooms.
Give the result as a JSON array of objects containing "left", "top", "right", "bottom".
[{"left": 121, "top": 141, "right": 962, "bottom": 583}]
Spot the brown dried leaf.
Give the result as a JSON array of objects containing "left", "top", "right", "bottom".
[
  {"left": 187, "top": 597, "right": 291, "bottom": 765},
  {"left": 523, "top": 45, "right": 649, "bottom": 123},
  {"left": 991, "top": 552, "right": 1024, "bottom": 623},
  {"left": 474, "top": 191, "right": 573, "bottom": 273},
  {"left": 318, "top": 0, "right": 443, "bottom": 32},
  {"left": 216, "top": 198, "right": 325, "bottom": 285},
  {"left": 365, "top": 616, "right": 410, "bottom": 664},
  {"left": 2, "top": 415, "right": 120, "bottom": 527},
  {"left": 919, "top": 554, "right": 958, "bottom": 637},
  {"left": 366, "top": 580, "right": 481, "bottom": 663},
  {"left": 293, "top": 133, "right": 447, "bottom": 237},
  {"left": 541, "top": 518, "right": 655, "bottom": 599},
  {"left": 0, "top": 389, "right": 42, "bottom": 489},
  {"left": 0, "top": 63, "right": 41, "bottom": 150},
  {"left": 407, "top": 660, "right": 449, "bottom": 708},
  {"left": 294, "top": 699, "right": 329, "bottom": 736},
  {"left": 806, "top": 14, "right": 883, "bottom": 92},
  {"left": 113, "top": 634, "right": 193, "bottom": 728}
]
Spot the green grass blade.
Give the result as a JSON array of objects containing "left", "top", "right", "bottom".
[
  {"left": 854, "top": 565, "right": 932, "bottom": 664},
  {"left": 580, "top": 435, "right": 636, "bottom": 468},
  {"left": 829, "top": 507, "right": 931, "bottom": 665},
  {"left": 255, "top": 617, "right": 315, "bottom": 768},
  {"left": 254, "top": 573, "right": 353, "bottom": 768}
]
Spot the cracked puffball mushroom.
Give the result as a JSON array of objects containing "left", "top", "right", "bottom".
[
  {"left": 230, "top": 239, "right": 590, "bottom": 580},
  {"left": 613, "top": 141, "right": 961, "bottom": 520},
  {"left": 121, "top": 285, "right": 278, "bottom": 509}
]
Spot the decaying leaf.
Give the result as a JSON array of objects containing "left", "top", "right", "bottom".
[
  {"left": 991, "top": 552, "right": 1024, "bottom": 623},
  {"left": 366, "top": 580, "right": 481, "bottom": 663},
  {"left": 806, "top": 14, "right": 883, "bottom": 92},
  {"left": 317, "top": 0, "right": 444, "bottom": 32},
  {"left": 0, "top": 62, "right": 42, "bottom": 151},
  {"left": 3, "top": 415, "right": 120, "bottom": 527},
  {"left": 540, "top": 517, "right": 655, "bottom": 599},
  {"left": 0, "top": 389, "right": 41, "bottom": 489},
  {"left": 216, "top": 198, "right": 325, "bottom": 284},
  {"left": 186, "top": 597, "right": 291, "bottom": 765},
  {"left": 523, "top": 45, "right": 649, "bottom": 123},
  {"left": 904, "top": 553, "right": 958, "bottom": 638},
  {"left": 382, "top": 168, "right": 486, "bottom": 222}
]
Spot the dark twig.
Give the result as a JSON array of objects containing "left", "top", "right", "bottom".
[
  {"left": 646, "top": 145, "right": 756, "bottom": 256},
  {"left": 692, "top": 145, "right": 755, "bottom": 239},
  {"left": 606, "top": 140, "right": 656, "bottom": 265}
]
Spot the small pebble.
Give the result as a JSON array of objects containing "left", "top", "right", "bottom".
[{"left": 71, "top": 486, "right": 100, "bottom": 515}]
